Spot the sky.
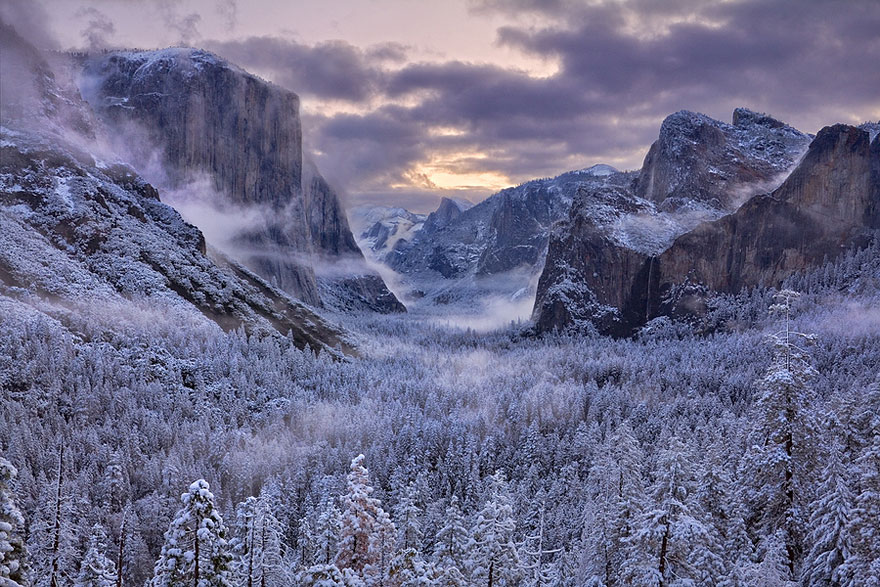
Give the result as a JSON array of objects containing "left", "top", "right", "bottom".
[{"left": 3, "top": 0, "right": 880, "bottom": 212}]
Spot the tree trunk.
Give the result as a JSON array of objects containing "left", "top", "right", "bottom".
[
  {"left": 247, "top": 518, "right": 255, "bottom": 587},
  {"left": 657, "top": 517, "right": 670, "bottom": 587},
  {"left": 194, "top": 526, "right": 200, "bottom": 586}
]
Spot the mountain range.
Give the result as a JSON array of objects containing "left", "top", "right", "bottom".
[
  {"left": 353, "top": 106, "right": 878, "bottom": 335},
  {"left": 2, "top": 21, "right": 878, "bottom": 343},
  {"left": 1, "top": 25, "right": 405, "bottom": 356}
]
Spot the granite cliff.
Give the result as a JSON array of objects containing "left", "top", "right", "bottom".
[
  {"left": 79, "top": 48, "right": 402, "bottom": 313},
  {"left": 534, "top": 115, "right": 879, "bottom": 336},
  {"left": 0, "top": 26, "right": 352, "bottom": 353}
]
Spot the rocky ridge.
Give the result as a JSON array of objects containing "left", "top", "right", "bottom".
[
  {"left": 79, "top": 48, "right": 402, "bottom": 313},
  {"left": 533, "top": 112, "right": 879, "bottom": 336}
]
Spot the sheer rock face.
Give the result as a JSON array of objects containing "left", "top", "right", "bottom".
[
  {"left": 533, "top": 112, "right": 879, "bottom": 336},
  {"left": 532, "top": 178, "right": 651, "bottom": 335},
  {"left": 422, "top": 197, "right": 469, "bottom": 234},
  {"left": 80, "top": 49, "right": 402, "bottom": 312},
  {"left": 635, "top": 108, "right": 811, "bottom": 211},
  {"left": 305, "top": 167, "right": 406, "bottom": 313},
  {"left": 635, "top": 125, "right": 880, "bottom": 324},
  {"left": 82, "top": 49, "right": 304, "bottom": 209}
]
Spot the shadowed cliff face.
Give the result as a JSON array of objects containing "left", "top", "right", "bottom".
[
  {"left": 624, "top": 124, "right": 879, "bottom": 333},
  {"left": 304, "top": 165, "right": 406, "bottom": 313},
  {"left": 533, "top": 112, "right": 878, "bottom": 336},
  {"left": 79, "top": 49, "right": 403, "bottom": 313}
]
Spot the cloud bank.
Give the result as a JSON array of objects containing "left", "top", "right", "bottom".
[{"left": 18, "top": 0, "right": 880, "bottom": 211}]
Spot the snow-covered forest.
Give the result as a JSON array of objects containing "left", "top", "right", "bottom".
[{"left": 2, "top": 235, "right": 880, "bottom": 585}]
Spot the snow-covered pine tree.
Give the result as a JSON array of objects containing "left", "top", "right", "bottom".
[
  {"left": 297, "top": 563, "right": 365, "bottom": 587},
  {"left": 315, "top": 487, "right": 342, "bottom": 566},
  {"left": 578, "top": 421, "right": 645, "bottom": 586},
  {"left": 229, "top": 490, "right": 287, "bottom": 586},
  {"left": 622, "top": 436, "right": 718, "bottom": 586},
  {"left": 745, "top": 530, "right": 798, "bottom": 587},
  {"left": 364, "top": 507, "right": 396, "bottom": 586},
  {"left": 802, "top": 435, "right": 854, "bottom": 585},
  {"left": 469, "top": 470, "right": 520, "bottom": 586},
  {"left": 150, "top": 479, "right": 232, "bottom": 587},
  {"left": 837, "top": 416, "right": 880, "bottom": 586},
  {"left": 74, "top": 525, "right": 116, "bottom": 587},
  {"left": 742, "top": 290, "right": 818, "bottom": 575},
  {"left": 432, "top": 496, "right": 468, "bottom": 576},
  {"left": 0, "top": 456, "right": 28, "bottom": 587},
  {"left": 389, "top": 548, "right": 438, "bottom": 586},
  {"left": 520, "top": 502, "right": 560, "bottom": 587},
  {"left": 395, "top": 484, "right": 423, "bottom": 553},
  {"left": 336, "top": 455, "right": 382, "bottom": 575},
  {"left": 229, "top": 497, "right": 259, "bottom": 587}
]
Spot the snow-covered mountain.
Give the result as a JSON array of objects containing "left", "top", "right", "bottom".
[
  {"left": 348, "top": 205, "right": 429, "bottom": 263},
  {"left": 364, "top": 167, "right": 626, "bottom": 312},
  {"left": 534, "top": 113, "right": 880, "bottom": 335},
  {"left": 77, "top": 47, "right": 403, "bottom": 314},
  {"left": 0, "top": 23, "right": 365, "bottom": 352}
]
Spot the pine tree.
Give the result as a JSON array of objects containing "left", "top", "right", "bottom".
[
  {"left": 802, "top": 437, "right": 854, "bottom": 586},
  {"left": 389, "top": 548, "right": 438, "bottom": 586},
  {"left": 745, "top": 531, "right": 797, "bottom": 587},
  {"left": 469, "top": 471, "right": 520, "bottom": 586},
  {"left": 297, "top": 563, "right": 365, "bottom": 586},
  {"left": 0, "top": 456, "right": 28, "bottom": 587},
  {"left": 315, "top": 490, "right": 342, "bottom": 566},
  {"left": 364, "top": 507, "right": 396, "bottom": 586},
  {"left": 150, "top": 479, "right": 232, "bottom": 587},
  {"left": 578, "top": 422, "right": 645, "bottom": 586},
  {"left": 74, "top": 525, "right": 116, "bottom": 587},
  {"left": 838, "top": 422, "right": 880, "bottom": 586},
  {"left": 336, "top": 455, "right": 382, "bottom": 575},
  {"left": 229, "top": 497, "right": 259, "bottom": 587},
  {"left": 622, "top": 436, "right": 717, "bottom": 586},
  {"left": 743, "top": 290, "right": 818, "bottom": 575},
  {"left": 432, "top": 496, "right": 468, "bottom": 575},
  {"left": 395, "top": 484, "right": 423, "bottom": 553},
  {"left": 229, "top": 491, "right": 286, "bottom": 587},
  {"left": 520, "top": 502, "right": 560, "bottom": 587}
]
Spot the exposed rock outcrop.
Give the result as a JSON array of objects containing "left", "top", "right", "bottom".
[
  {"left": 633, "top": 124, "right": 880, "bottom": 324},
  {"left": 79, "top": 48, "right": 402, "bottom": 312},
  {"left": 534, "top": 119, "right": 879, "bottom": 336},
  {"left": 532, "top": 109, "right": 849, "bottom": 336},
  {"left": 635, "top": 108, "right": 811, "bottom": 210}
]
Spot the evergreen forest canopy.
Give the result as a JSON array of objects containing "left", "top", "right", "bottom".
[{"left": 2, "top": 237, "right": 880, "bottom": 586}]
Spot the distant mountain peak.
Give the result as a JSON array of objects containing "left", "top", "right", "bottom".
[{"left": 579, "top": 164, "right": 618, "bottom": 176}]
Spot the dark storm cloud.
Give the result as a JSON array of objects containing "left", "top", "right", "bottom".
[
  {"left": 309, "top": 0, "right": 879, "bottom": 207},
  {"left": 495, "top": 0, "right": 880, "bottom": 113},
  {"left": 19, "top": 0, "right": 876, "bottom": 210},
  {"left": 206, "top": 36, "right": 385, "bottom": 102}
]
